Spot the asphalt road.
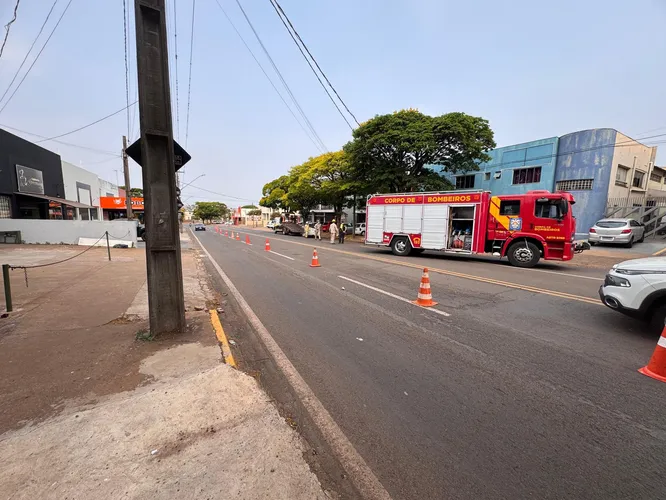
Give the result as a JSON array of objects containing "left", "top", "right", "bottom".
[{"left": 195, "top": 227, "right": 666, "bottom": 500}]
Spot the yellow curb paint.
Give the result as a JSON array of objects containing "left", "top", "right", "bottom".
[
  {"left": 210, "top": 309, "right": 237, "bottom": 368},
  {"left": 653, "top": 247, "right": 666, "bottom": 256},
  {"left": 233, "top": 229, "right": 601, "bottom": 306}
]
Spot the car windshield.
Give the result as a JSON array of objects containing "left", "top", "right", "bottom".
[{"left": 596, "top": 221, "right": 627, "bottom": 228}]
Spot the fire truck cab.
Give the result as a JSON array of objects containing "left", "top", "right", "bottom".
[{"left": 365, "top": 190, "right": 585, "bottom": 268}]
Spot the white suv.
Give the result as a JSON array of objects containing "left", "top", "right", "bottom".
[{"left": 599, "top": 257, "right": 666, "bottom": 331}]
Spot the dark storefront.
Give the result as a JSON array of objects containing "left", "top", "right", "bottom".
[{"left": 0, "top": 128, "right": 79, "bottom": 219}]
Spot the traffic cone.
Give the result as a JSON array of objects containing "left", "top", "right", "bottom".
[
  {"left": 236, "top": 233, "right": 240, "bottom": 241},
  {"left": 309, "top": 248, "right": 321, "bottom": 267},
  {"left": 231, "top": 231, "right": 234, "bottom": 239},
  {"left": 225, "top": 230, "right": 228, "bottom": 237},
  {"left": 639, "top": 327, "right": 666, "bottom": 382},
  {"left": 265, "top": 239, "right": 271, "bottom": 252},
  {"left": 413, "top": 268, "right": 437, "bottom": 307},
  {"left": 245, "top": 235, "right": 251, "bottom": 245}
]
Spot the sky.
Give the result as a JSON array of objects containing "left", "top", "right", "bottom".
[{"left": 0, "top": 0, "right": 665, "bottom": 207}]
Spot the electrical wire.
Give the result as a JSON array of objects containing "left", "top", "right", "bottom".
[
  {"left": 183, "top": 183, "right": 256, "bottom": 201},
  {"left": 212, "top": 0, "right": 324, "bottom": 153},
  {"left": 0, "top": 0, "right": 21, "bottom": 59},
  {"left": 184, "top": 0, "right": 195, "bottom": 146},
  {"left": 233, "top": 0, "right": 328, "bottom": 152},
  {"left": 0, "top": 123, "right": 120, "bottom": 155},
  {"left": 268, "top": 0, "right": 359, "bottom": 128},
  {"left": 0, "top": 0, "right": 74, "bottom": 115},
  {"left": 0, "top": 0, "right": 59, "bottom": 107},
  {"left": 35, "top": 102, "right": 136, "bottom": 143},
  {"left": 122, "top": 0, "right": 131, "bottom": 138},
  {"left": 173, "top": 0, "right": 180, "bottom": 140}
]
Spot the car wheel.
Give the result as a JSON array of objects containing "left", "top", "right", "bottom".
[
  {"left": 638, "top": 233, "right": 645, "bottom": 243},
  {"left": 650, "top": 302, "right": 666, "bottom": 333},
  {"left": 507, "top": 241, "right": 541, "bottom": 268},
  {"left": 391, "top": 236, "right": 412, "bottom": 256},
  {"left": 589, "top": 241, "right": 597, "bottom": 246},
  {"left": 625, "top": 237, "right": 634, "bottom": 248}
]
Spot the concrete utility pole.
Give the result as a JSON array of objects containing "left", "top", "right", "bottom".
[
  {"left": 122, "top": 135, "right": 133, "bottom": 220},
  {"left": 134, "top": 0, "right": 186, "bottom": 334}
]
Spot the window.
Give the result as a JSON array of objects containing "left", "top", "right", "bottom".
[
  {"left": 494, "top": 171, "right": 502, "bottom": 179},
  {"left": 633, "top": 171, "right": 645, "bottom": 189},
  {"left": 555, "top": 179, "right": 593, "bottom": 191},
  {"left": 456, "top": 174, "right": 475, "bottom": 189},
  {"left": 616, "top": 165, "right": 629, "bottom": 186},
  {"left": 0, "top": 196, "right": 11, "bottom": 218},
  {"left": 499, "top": 200, "right": 520, "bottom": 216},
  {"left": 512, "top": 166, "right": 541, "bottom": 185},
  {"left": 629, "top": 220, "right": 641, "bottom": 227},
  {"left": 535, "top": 200, "right": 563, "bottom": 219},
  {"left": 484, "top": 172, "right": 491, "bottom": 181},
  {"left": 651, "top": 172, "right": 662, "bottom": 183}
]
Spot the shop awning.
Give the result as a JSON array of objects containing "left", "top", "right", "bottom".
[{"left": 14, "top": 192, "right": 96, "bottom": 209}]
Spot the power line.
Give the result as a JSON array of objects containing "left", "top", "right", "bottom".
[
  {"left": 0, "top": 124, "right": 120, "bottom": 155},
  {"left": 212, "top": 0, "right": 324, "bottom": 153},
  {"left": 122, "top": 0, "right": 131, "bottom": 138},
  {"left": 268, "top": 0, "right": 359, "bottom": 128},
  {"left": 183, "top": 183, "right": 256, "bottom": 201},
  {"left": 233, "top": 0, "right": 328, "bottom": 152},
  {"left": 0, "top": 0, "right": 74, "bottom": 115},
  {"left": 35, "top": 102, "right": 136, "bottom": 143},
  {"left": 184, "top": 0, "right": 195, "bottom": 146},
  {"left": 0, "top": 0, "right": 20, "bottom": 59},
  {"left": 0, "top": 0, "right": 59, "bottom": 107},
  {"left": 173, "top": 0, "right": 180, "bottom": 140}
]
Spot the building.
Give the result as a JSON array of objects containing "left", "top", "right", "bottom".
[
  {"left": 445, "top": 128, "right": 658, "bottom": 238},
  {"left": 61, "top": 161, "right": 101, "bottom": 220},
  {"left": 554, "top": 129, "right": 657, "bottom": 236},
  {"left": 447, "top": 137, "right": 559, "bottom": 195}
]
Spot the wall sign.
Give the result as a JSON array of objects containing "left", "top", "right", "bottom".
[{"left": 16, "top": 165, "right": 44, "bottom": 194}]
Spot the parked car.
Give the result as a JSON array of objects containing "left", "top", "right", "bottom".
[
  {"left": 355, "top": 223, "right": 366, "bottom": 236},
  {"left": 599, "top": 257, "right": 666, "bottom": 331},
  {"left": 266, "top": 220, "right": 277, "bottom": 229},
  {"left": 194, "top": 224, "right": 206, "bottom": 231},
  {"left": 589, "top": 218, "right": 645, "bottom": 248},
  {"left": 321, "top": 222, "right": 331, "bottom": 232},
  {"left": 137, "top": 223, "right": 146, "bottom": 241}
]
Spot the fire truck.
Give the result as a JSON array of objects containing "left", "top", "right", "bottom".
[{"left": 365, "top": 190, "right": 588, "bottom": 267}]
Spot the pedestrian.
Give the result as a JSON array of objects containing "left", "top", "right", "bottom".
[
  {"left": 304, "top": 222, "right": 310, "bottom": 238},
  {"left": 329, "top": 219, "right": 339, "bottom": 244},
  {"left": 339, "top": 221, "right": 346, "bottom": 244},
  {"left": 314, "top": 220, "right": 322, "bottom": 240}
]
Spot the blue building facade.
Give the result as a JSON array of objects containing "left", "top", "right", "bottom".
[
  {"left": 554, "top": 129, "right": 617, "bottom": 237},
  {"left": 441, "top": 137, "right": 559, "bottom": 195}
]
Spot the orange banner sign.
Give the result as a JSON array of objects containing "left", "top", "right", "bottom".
[{"left": 99, "top": 196, "right": 145, "bottom": 210}]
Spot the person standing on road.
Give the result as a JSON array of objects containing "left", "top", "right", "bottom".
[
  {"left": 314, "top": 221, "right": 322, "bottom": 240},
  {"left": 338, "top": 222, "right": 346, "bottom": 244},
  {"left": 304, "top": 222, "right": 310, "bottom": 238},
  {"left": 329, "top": 219, "right": 339, "bottom": 244}
]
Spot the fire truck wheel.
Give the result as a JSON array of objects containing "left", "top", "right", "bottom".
[
  {"left": 507, "top": 241, "right": 541, "bottom": 268},
  {"left": 391, "top": 237, "right": 412, "bottom": 256}
]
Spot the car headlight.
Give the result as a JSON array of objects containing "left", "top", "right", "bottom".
[{"left": 604, "top": 274, "right": 631, "bottom": 287}]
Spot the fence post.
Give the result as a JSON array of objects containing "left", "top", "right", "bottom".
[
  {"left": 2, "top": 264, "right": 12, "bottom": 313},
  {"left": 105, "top": 232, "right": 111, "bottom": 261}
]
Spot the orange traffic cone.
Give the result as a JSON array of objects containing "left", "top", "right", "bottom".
[
  {"left": 413, "top": 268, "right": 437, "bottom": 307},
  {"left": 236, "top": 233, "right": 240, "bottom": 241},
  {"left": 231, "top": 231, "right": 235, "bottom": 239},
  {"left": 225, "top": 230, "right": 228, "bottom": 237},
  {"left": 245, "top": 235, "right": 251, "bottom": 245},
  {"left": 310, "top": 248, "right": 321, "bottom": 267},
  {"left": 265, "top": 239, "right": 271, "bottom": 252},
  {"left": 639, "top": 327, "right": 666, "bottom": 382}
]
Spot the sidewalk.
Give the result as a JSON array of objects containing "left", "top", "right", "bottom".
[{"left": 0, "top": 235, "right": 329, "bottom": 499}]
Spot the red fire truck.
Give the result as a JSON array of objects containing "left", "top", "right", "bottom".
[{"left": 365, "top": 190, "right": 587, "bottom": 267}]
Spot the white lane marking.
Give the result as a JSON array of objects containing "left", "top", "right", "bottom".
[
  {"left": 338, "top": 275, "right": 451, "bottom": 317},
  {"left": 518, "top": 267, "right": 602, "bottom": 281},
  {"left": 190, "top": 232, "right": 391, "bottom": 500},
  {"left": 269, "top": 250, "right": 295, "bottom": 261}
]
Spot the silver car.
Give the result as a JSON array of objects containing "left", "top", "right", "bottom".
[{"left": 589, "top": 218, "right": 645, "bottom": 248}]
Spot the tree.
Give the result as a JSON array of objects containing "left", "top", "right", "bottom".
[
  {"left": 259, "top": 176, "right": 291, "bottom": 212},
  {"left": 344, "top": 109, "right": 495, "bottom": 193},
  {"left": 120, "top": 186, "right": 144, "bottom": 197},
  {"left": 192, "top": 201, "right": 228, "bottom": 223},
  {"left": 242, "top": 204, "right": 258, "bottom": 209},
  {"left": 298, "top": 151, "right": 356, "bottom": 221},
  {"left": 247, "top": 209, "right": 262, "bottom": 216}
]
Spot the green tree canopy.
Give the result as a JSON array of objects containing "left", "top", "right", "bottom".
[
  {"left": 344, "top": 109, "right": 495, "bottom": 193},
  {"left": 192, "top": 201, "right": 228, "bottom": 222},
  {"left": 120, "top": 187, "right": 144, "bottom": 197}
]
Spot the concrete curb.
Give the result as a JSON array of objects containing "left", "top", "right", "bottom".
[{"left": 209, "top": 309, "right": 236, "bottom": 368}]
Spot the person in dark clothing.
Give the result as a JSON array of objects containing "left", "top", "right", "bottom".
[{"left": 338, "top": 222, "right": 346, "bottom": 244}]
